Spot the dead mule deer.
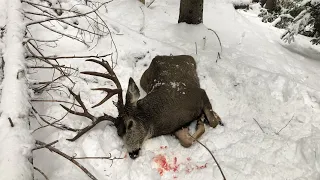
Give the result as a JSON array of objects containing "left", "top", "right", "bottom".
[
  {"left": 61, "top": 55, "right": 222, "bottom": 160},
  {"left": 120, "top": 55, "right": 222, "bottom": 159}
]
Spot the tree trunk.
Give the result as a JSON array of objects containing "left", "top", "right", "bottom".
[
  {"left": 178, "top": 0, "right": 203, "bottom": 24},
  {"left": 265, "top": 0, "right": 277, "bottom": 12},
  {"left": 260, "top": 0, "right": 267, "bottom": 7}
]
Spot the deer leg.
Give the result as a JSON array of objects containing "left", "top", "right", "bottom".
[
  {"left": 202, "top": 90, "right": 223, "bottom": 128},
  {"left": 175, "top": 119, "right": 205, "bottom": 148},
  {"left": 204, "top": 108, "right": 222, "bottom": 128}
]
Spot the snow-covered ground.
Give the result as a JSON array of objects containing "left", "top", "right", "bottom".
[{"left": 2, "top": 0, "right": 319, "bottom": 179}]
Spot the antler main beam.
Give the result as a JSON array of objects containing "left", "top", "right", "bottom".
[{"left": 60, "top": 58, "right": 124, "bottom": 142}]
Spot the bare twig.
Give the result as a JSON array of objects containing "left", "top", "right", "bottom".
[
  {"left": 31, "top": 99, "right": 81, "bottom": 107},
  {"left": 195, "top": 42, "right": 197, "bottom": 55},
  {"left": 31, "top": 106, "right": 77, "bottom": 132},
  {"left": 34, "top": 167, "right": 49, "bottom": 180},
  {"left": 189, "top": 134, "right": 226, "bottom": 180},
  {"left": 253, "top": 118, "right": 265, "bottom": 134},
  {"left": 25, "top": 37, "right": 59, "bottom": 43},
  {"left": 32, "top": 140, "right": 59, "bottom": 151},
  {"left": 28, "top": 65, "right": 78, "bottom": 71},
  {"left": 27, "top": 53, "right": 112, "bottom": 60},
  {"left": 72, "top": 155, "right": 123, "bottom": 160},
  {"left": 32, "top": 100, "right": 76, "bottom": 134},
  {"left": 35, "top": 140, "right": 98, "bottom": 180},
  {"left": 39, "top": 23, "right": 89, "bottom": 47},
  {"left": 276, "top": 115, "right": 295, "bottom": 134},
  {"left": 26, "top": 40, "right": 75, "bottom": 83},
  {"left": 208, "top": 28, "right": 222, "bottom": 63},
  {"left": 147, "top": 0, "right": 156, "bottom": 8},
  {"left": 24, "top": 11, "right": 106, "bottom": 37},
  {"left": 32, "top": 74, "right": 69, "bottom": 93},
  {"left": 8, "top": 117, "right": 14, "bottom": 127},
  {"left": 139, "top": 6, "right": 145, "bottom": 34},
  {"left": 26, "top": 0, "right": 113, "bottom": 26}
]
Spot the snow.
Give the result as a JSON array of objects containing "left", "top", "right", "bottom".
[
  {"left": 0, "top": 0, "right": 34, "bottom": 180},
  {"left": 311, "top": 0, "right": 320, "bottom": 4},
  {"left": 0, "top": 0, "right": 317, "bottom": 179},
  {"left": 229, "top": 0, "right": 252, "bottom": 5}
]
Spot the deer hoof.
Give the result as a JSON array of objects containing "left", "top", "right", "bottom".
[
  {"left": 180, "top": 141, "right": 193, "bottom": 148},
  {"left": 209, "top": 120, "right": 219, "bottom": 128}
]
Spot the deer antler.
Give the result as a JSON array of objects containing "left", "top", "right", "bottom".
[
  {"left": 60, "top": 59, "right": 124, "bottom": 142},
  {"left": 81, "top": 59, "right": 124, "bottom": 112}
]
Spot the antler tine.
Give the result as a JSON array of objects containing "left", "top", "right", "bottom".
[
  {"left": 85, "top": 59, "right": 114, "bottom": 75},
  {"left": 60, "top": 88, "right": 95, "bottom": 121},
  {"left": 90, "top": 88, "right": 122, "bottom": 108},
  {"left": 60, "top": 88, "right": 117, "bottom": 142},
  {"left": 59, "top": 59, "right": 125, "bottom": 142},
  {"left": 80, "top": 59, "right": 124, "bottom": 111}
]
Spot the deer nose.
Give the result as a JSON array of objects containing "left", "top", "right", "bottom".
[{"left": 129, "top": 149, "right": 140, "bottom": 159}]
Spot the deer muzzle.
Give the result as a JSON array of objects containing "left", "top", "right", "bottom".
[{"left": 129, "top": 148, "right": 140, "bottom": 159}]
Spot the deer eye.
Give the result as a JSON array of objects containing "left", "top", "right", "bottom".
[{"left": 127, "top": 120, "right": 133, "bottom": 130}]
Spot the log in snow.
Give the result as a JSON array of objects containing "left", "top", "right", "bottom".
[{"left": 0, "top": 0, "right": 34, "bottom": 180}]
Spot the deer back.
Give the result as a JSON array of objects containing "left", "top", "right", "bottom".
[
  {"left": 140, "top": 55, "right": 200, "bottom": 93},
  {"left": 134, "top": 55, "right": 206, "bottom": 136}
]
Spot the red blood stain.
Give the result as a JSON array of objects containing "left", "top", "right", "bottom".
[
  {"left": 186, "top": 168, "right": 194, "bottom": 174},
  {"left": 153, "top": 154, "right": 207, "bottom": 176},
  {"left": 158, "top": 168, "right": 164, "bottom": 176},
  {"left": 196, "top": 163, "right": 207, "bottom": 169},
  {"left": 173, "top": 175, "right": 178, "bottom": 179},
  {"left": 172, "top": 157, "right": 179, "bottom": 172},
  {"left": 153, "top": 154, "right": 180, "bottom": 176}
]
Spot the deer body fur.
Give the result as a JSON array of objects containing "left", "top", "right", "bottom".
[{"left": 121, "top": 55, "right": 222, "bottom": 159}]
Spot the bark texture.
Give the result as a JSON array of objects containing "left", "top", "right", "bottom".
[
  {"left": 178, "top": 0, "right": 203, "bottom": 24},
  {"left": 265, "top": 0, "right": 277, "bottom": 11}
]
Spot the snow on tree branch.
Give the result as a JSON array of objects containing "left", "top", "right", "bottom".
[{"left": 0, "top": 0, "right": 34, "bottom": 179}]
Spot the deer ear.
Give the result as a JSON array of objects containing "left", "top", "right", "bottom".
[{"left": 125, "top": 77, "right": 140, "bottom": 106}]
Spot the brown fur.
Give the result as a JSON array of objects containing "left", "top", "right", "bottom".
[{"left": 120, "top": 55, "right": 222, "bottom": 159}]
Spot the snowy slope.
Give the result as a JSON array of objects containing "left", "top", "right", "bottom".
[{"left": 29, "top": 0, "right": 320, "bottom": 180}]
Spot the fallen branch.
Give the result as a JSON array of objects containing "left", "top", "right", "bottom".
[
  {"left": 8, "top": 117, "right": 14, "bottom": 127},
  {"left": 189, "top": 134, "right": 226, "bottom": 180},
  {"left": 31, "top": 106, "right": 77, "bottom": 132},
  {"left": 34, "top": 167, "right": 49, "bottom": 180},
  {"left": 31, "top": 99, "right": 81, "bottom": 107},
  {"left": 26, "top": 0, "right": 113, "bottom": 26},
  {"left": 276, "top": 115, "right": 295, "bottom": 135},
  {"left": 39, "top": 23, "right": 89, "bottom": 47},
  {"left": 253, "top": 118, "right": 265, "bottom": 134},
  {"left": 32, "top": 140, "right": 59, "bottom": 151},
  {"left": 26, "top": 53, "right": 112, "bottom": 60},
  {"left": 35, "top": 140, "right": 98, "bottom": 180},
  {"left": 72, "top": 154, "right": 123, "bottom": 161},
  {"left": 208, "top": 28, "right": 222, "bottom": 63},
  {"left": 24, "top": 11, "right": 106, "bottom": 37},
  {"left": 147, "top": 0, "right": 156, "bottom": 8},
  {"left": 139, "top": 6, "right": 145, "bottom": 34}
]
